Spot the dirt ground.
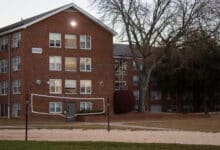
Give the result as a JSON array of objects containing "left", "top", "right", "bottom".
[{"left": 0, "top": 129, "right": 220, "bottom": 146}]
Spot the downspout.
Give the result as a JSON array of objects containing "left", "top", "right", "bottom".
[{"left": 8, "top": 34, "right": 11, "bottom": 119}]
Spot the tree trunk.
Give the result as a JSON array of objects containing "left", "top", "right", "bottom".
[{"left": 138, "top": 64, "right": 155, "bottom": 112}]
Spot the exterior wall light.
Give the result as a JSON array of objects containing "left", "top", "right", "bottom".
[{"left": 70, "top": 21, "right": 77, "bottom": 27}]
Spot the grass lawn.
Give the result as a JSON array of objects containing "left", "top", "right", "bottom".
[
  {"left": 125, "top": 114, "right": 220, "bottom": 132},
  {"left": 0, "top": 141, "right": 220, "bottom": 150}
]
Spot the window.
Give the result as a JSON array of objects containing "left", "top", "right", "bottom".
[
  {"left": 65, "top": 80, "right": 77, "bottom": 94},
  {"left": 150, "top": 90, "right": 162, "bottom": 100},
  {"left": 0, "top": 81, "right": 8, "bottom": 95},
  {"left": 80, "top": 80, "right": 92, "bottom": 94},
  {"left": 80, "top": 102, "right": 92, "bottom": 111},
  {"left": 49, "top": 56, "right": 62, "bottom": 71},
  {"left": 0, "top": 104, "right": 8, "bottom": 117},
  {"left": 0, "top": 59, "right": 8, "bottom": 73},
  {"left": 49, "top": 79, "right": 62, "bottom": 94},
  {"left": 133, "top": 75, "right": 139, "bottom": 86},
  {"left": 114, "top": 59, "right": 128, "bottom": 90},
  {"left": 80, "top": 57, "right": 91, "bottom": 72},
  {"left": 80, "top": 35, "right": 91, "bottom": 49},
  {"left": 12, "top": 80, "right": 21, "bottom": 94},
  {"left": 65, "top": 34, "right": 77, "bottom": 49},
  {"left": 12, "top": 103, "right": 21, "bottom": 118},
  {"left": 12, "top": 32, "right": 21, "bottom": 48},
  {"left": 49, "top": 102, "right": 62, "bottom": 113},
  {"left": 133, "top": 90, "right": 139, "bottom": 101},
  {"left": 65, "top": 57, "right": 77, "bottom": 72},
  {"left": 133, "top": 61, "right": 143, "bottom": 71},
  {"left": 49, "top": 33, "right": 61, "bottom": 48},
  {"left": 0, "top": 36, "right": 8, "bottom": 51},
  {"left": 12, "top": 56, "right": 21, "bottom": 71},
  {"left": 150, "top": 105, "right": 162, "bottom": 113}
]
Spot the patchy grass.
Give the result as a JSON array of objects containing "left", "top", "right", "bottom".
[
  {"left": 0, "top": 141, "right": 219, "bottom": 150},
  {"left": 125, "top": 115, "right": 220, "bottom": 132}
]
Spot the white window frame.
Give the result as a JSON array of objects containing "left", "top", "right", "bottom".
[
  {"left": 65, "top": 57, "right": 77, "bottom": 72},
  {"left": 12, "top": 80, "right": 21, "bottom": 94},
  {"left": 49, "top": 33, "right": 61, "bottom": 48},
  {"left": 12, "top": 32, "right": 21, "bottom": 48},
  {"left": 12, "top": 103, "right": 21, "bottom": 118},
  {"left": 80, "top": 102, "right": 92, "bottom": 111},
  {"left": 0, "top": 59, "right": 8, "bottom": 73},
  {"left": 80, "top": 35, "right": 91, "bottom": 50},
  {"left": 80, "top": 57, "right": 92, "bottom": 72},
  {"left": 65, "top": 34, "right": 77, "bottom": 49},
  {"left": 49, "top": 102, "right": 62, "bottom": 113},
  {"left": 65, "top": 80, "right": 77, "bottom": 94},
  {"left": 49, "top": 56, "right": 62, "bottom": 71},
  {"left": 0, "top": 36, "right": 8, "bottom": 51},
  {"left": 12, "top": 56, "right": 21, "bottom": 71},
  {"left": 80, "top": 80, "right": 92, "bottom": 94},
  {"left": 0, "top": 81, "right": 8, "bottom": 95},
  {"left": 49, "top": 79, "right": 62, "bottom": 94}
]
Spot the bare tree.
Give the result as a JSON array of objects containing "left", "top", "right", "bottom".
[{"left": 93, "top": 0, "right": 220, "bottom": 112}]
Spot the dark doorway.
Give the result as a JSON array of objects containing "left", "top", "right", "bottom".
[{"left": 66, "top": 103, "right": 76, "bottom": 121}]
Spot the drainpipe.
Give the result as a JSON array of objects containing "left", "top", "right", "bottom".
[{"left": 8, "top": 34, "right": 11, "bottom": 119}]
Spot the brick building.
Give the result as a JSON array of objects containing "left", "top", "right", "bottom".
[
  {"left": 0, "top": 3, "right": 116, "bottom": 120},
  {"left": 113, "top": 44, "right": 164, "bottom": 113}
]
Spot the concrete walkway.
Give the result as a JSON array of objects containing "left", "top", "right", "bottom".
[{"left": 84, "top": 122, "right": 174, "bottom": 131}]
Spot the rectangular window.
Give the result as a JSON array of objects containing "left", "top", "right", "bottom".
[
  {"left": 12, "top": 32, "right": 21, "bottom": 48},
  {"left": 12, "top": 56, "right": 21, "bottom": 71},
  {"left": 49, "top": 102, "right": 62, "bottom": 113},
  {"left": 12, "top": 103, "right": 21, "bottom": 118},
  {"left": 0, "top": 36, "right": 8, "bottom": 51},
  {"left": 65, "top": 57, "right": 77, "bottom": 72},
  {"left": 0, "top": 59, "right": 8, "bottom": 73},
  {"left": 80, "top": 102, "right": 92, "bottom": 111},
  {"left": 65, "top": 80, "right": 77, "bottom": 94},
  {"left": 80, "top": 35, "right": 91, "bottom": 49},
  {"left": 65, "top": 34, "right": 77, "bottom": 49},
  {"left": 133, "top": 90, "right": 139, "bottom": 101},
  {"left": 12, "top": 80, "right": 21, "bottom": 94},
  {"left": 80, "top": 80, "right": 92, "bottom": 94},
  {"left": 150, "top": 90, "right": 162, "bottom": 100},
  {"left": 80, "top": 57, "right": 91, "bottom": 72},
  {"left": 114, "top": 59, "right": 128, "bottom": 90},
  {"left": 0, "top": 81, "right": 8, "bottom": 95},
  {"left": 133, "top": 75, "right": 139, "bottom": 86},
  {"left": 49, "top": 56, "right": 62, "bottom": 71},
  {"left": 49, "top": 79, "right": 62, "bottom": 94},
  {"left": 49, "top": 33, "right": 61, "bottom": 48}
]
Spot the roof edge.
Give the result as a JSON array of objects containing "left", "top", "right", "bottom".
[{"left": 0, "top": 3, "right": 117, "bottom": 36}]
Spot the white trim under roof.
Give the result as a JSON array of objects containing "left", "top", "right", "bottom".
[{"left": 0, "top": 3, "right": 117, "bottom": 36}]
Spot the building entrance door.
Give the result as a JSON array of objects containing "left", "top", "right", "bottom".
[{"left": 66, "top": 103, "right": 76, "bottom": 121}]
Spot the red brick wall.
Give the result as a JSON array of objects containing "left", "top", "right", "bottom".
[{"left": 1, "top": 9, "right": 114, "bottom": 120}]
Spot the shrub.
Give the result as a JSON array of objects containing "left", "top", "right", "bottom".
[{"left": 114, "top": 90, "right": 135, "bottom": 114}]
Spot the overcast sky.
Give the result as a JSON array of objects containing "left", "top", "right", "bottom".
[{"left": 0, "top": 0, "right": 99, "bottom": 28}]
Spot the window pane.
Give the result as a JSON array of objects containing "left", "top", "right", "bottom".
[
  {"left": 49, "top": 33, "right": 61, "bottom": 48},
  {"left": 80, "top": 35, "right": 91, "bottom": 49},
  {"left": 65, "top": 80, "right": 76, "bottom": 94},
  {"left": 65, "top": 34, "right": 77, "bottom": 49},
  {"left": 49, "top": 103, "right": 55, "bottom": 113},
  {"left": 65, "top": 57, "right": 76, "bottom": 72}
]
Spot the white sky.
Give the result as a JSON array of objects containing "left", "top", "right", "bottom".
[{"left": 0, "top": 0, "right": 99, "bottom": 28}]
